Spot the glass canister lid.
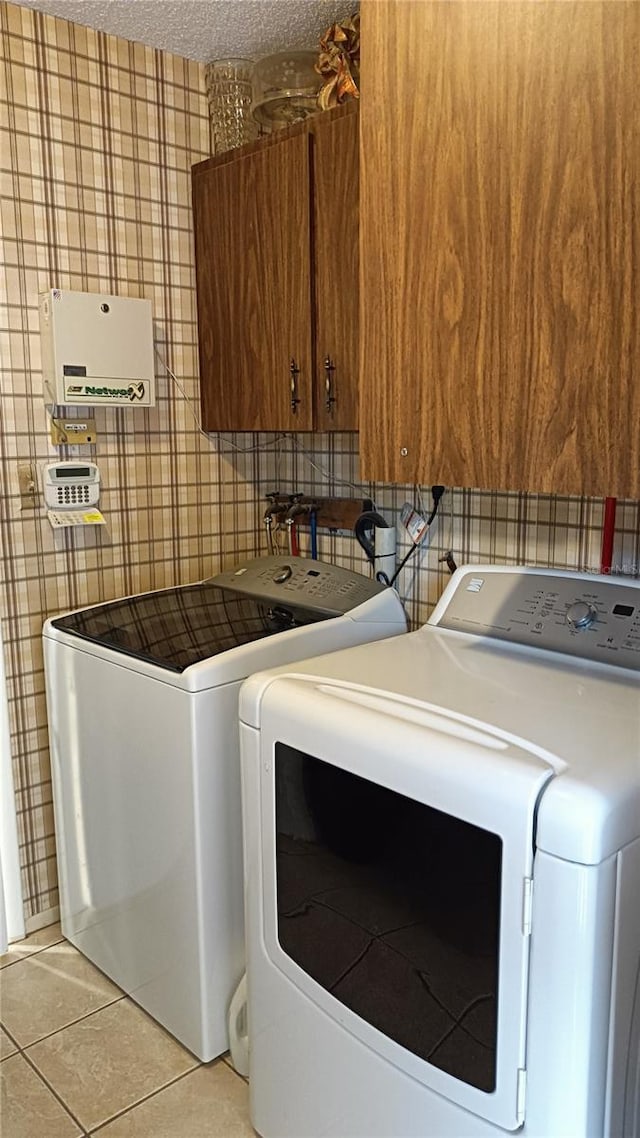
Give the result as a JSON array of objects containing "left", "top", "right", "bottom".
[{"left": 252, "top": 50, "right": 321, "bottom": 128}]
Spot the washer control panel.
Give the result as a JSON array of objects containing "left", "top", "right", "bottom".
[
  {"left": 435, "top": 568, "right": 640, "bottom": 671},
  {"left": 210, "top": 555, "right": 385, "bottom": 617}
]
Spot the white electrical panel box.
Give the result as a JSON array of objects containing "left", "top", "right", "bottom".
[{"left": 39, "top": 289, "right": 155, "bottom": 407}]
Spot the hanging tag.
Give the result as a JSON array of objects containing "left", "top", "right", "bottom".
[{"left": 400, "top": 502, "right": 429, "bottom": 545}]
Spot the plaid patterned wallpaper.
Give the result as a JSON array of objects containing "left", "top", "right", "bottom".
[
  {"left": 0, "top": 0, "right": 256, "bottom": 926},
  {"left": 1, "top": 1, "right": 638, "bottom": 927},
  {"left": 249, "top": 435, "right": 640, "bottom": 629}
]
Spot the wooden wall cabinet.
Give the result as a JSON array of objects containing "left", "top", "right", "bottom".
[
  {"left": 358, "top": 1, "right": 639, "bottom": 497},
  {"left": 192, "top": 103, "right": 358, "bottom": 433}
]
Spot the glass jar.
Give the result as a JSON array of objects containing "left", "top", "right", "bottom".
[
  {"left": 252, "top": 51, "right": 321, "bottom": 131},
  {"left": 204, "top": 58, "right": 259, "bottom": 153}
]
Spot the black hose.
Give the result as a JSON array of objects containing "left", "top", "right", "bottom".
[{"left": 353, "top": 510, "right": 390, "bottom": 565}]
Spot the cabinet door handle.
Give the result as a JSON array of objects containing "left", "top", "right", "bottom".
[
  {"left": 290, "top": 359, "right": 301, "bottom": 413},
  {"left": 324, "top": 356, "right": 336, "bottom": 413}
]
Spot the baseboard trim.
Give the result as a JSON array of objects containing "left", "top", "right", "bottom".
[{"left": 24, "top": 905, "right": 60, "bottom": 935}]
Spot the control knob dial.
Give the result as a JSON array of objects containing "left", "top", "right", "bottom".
[
  {"left": 565, "top": 600, "right": 597, "bottom": 630},
  {"left": 273, "top": 565, "right": 292, "bottom": 584}
]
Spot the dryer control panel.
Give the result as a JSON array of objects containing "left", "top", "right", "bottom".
[
  {"left": 210, "top": 556, "right": 386, "bottom": 618},
  {"left": 433, "top": 567, "right": 640, "bottom": 671}
]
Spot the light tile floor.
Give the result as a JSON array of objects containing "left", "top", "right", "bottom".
[{"left": 0, "top": 925, "right": 256, "bottom": 1137}]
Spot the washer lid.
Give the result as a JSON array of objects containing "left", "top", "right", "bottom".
[{"left": 49, "top": 582, "right": 325, "bottom": 672}]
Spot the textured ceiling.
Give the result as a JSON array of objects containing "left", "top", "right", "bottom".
[{"left": 15, "top": 0, "right": 356, "bottom": 62}]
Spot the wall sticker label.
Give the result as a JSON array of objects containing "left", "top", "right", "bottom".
[{"left": 63, "top": 381, "right": 149, "bottom": 403}]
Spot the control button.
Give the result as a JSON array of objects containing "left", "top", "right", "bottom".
[
  {"left": 565, "top": 600, "right": 597, "bottom": 630},
  {"left": 273, "top": 565, "right": 292, "bottom": 584}
]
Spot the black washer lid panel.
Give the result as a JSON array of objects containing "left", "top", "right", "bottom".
[{"left": 50, "top": 583, "right": 326, "bottom": 672}]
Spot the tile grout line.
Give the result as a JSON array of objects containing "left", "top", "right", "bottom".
[
  {"left": 87, "top": 1060, "right": 206, "bottom": 1135},
  {"left": 0, "top": 932, "right": 65, "bottom": 970},
  {"left": 222, "top": 1053, "right": 250, "bottom": 1084},
  {"left": 2, "top": 935, "right": 137, "bottom": 1054},
  {"left": 2, "top": 958, "right": 248, "bottom": 1124},
  {"left": 17, "top": 1046, "right": 91, "bottom": 1137},
  {"left": 3, "top": 976, "right": 216, "bottom": 1133},
  {"left": 17, "top": 992, "right": 206, "bottom": 1134},
  {"left": 16, "top": 993, "right": 128, "bottom": 1052},
  {"left": 0, "top": 1020, "right": 23, "bottom": 1053}
]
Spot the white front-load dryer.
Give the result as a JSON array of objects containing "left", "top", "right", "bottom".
[
  {"left": 239, "top": 565, "right": 640, "bottom": 1138},
  {"left": 43, "top": 556, "right": 406, "bottom": 1061}
]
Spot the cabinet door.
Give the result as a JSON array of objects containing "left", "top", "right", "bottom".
[
  {"left": 359, "top": 1, "right": 640, "bottom": 496},
  {"left": 312, "top": 107, "right": 359, "bottom": 431},
  {"left": 193, "top": 133, "right": 313, "bottom": 431}
]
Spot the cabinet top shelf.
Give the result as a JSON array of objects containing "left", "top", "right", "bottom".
[{"left": 192, "top": 100, "right": 358, "bottom": 178}]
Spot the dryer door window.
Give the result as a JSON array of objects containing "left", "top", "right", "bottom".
[
  {"left": 275, "top": 744, "right": 501, "bottom": 1092},
  {"left": 259, "top": 676, "right": 554, "bottom": 1131}
]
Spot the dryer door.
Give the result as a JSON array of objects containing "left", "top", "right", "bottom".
[{"left": 257, "top": 676, "right": 558, "bottom": 1132}]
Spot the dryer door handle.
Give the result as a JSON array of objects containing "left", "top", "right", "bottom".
[{"left": 314, "top": 681, "right": 565, "bottom": 770}]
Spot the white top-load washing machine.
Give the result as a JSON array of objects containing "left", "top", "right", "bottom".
[
  {"left": 43, "top": 556, "right": 406, "bottom": 1061},
  {"left": 239, "top": 565, "right": 640, "bottom": 1138}
]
